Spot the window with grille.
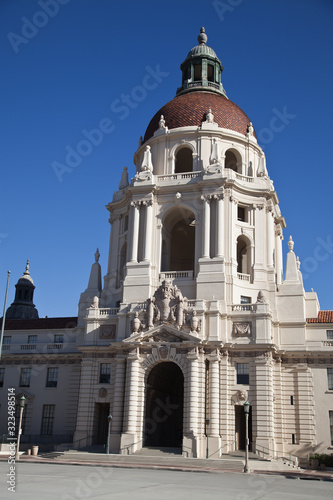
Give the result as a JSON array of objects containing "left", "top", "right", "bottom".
[
  {"left": 236, "top": 363, "right": 249, "bottom": 384},
  {"left": 0, "top": 368, "right": 4, "bottom": 387},
  {"left": 3, "top": 336, "right": 11, "bottom": 344},
  {"left": 28, "top": 335, "right": 37, "bottom": 344},
  {"left": 19, "top": 368, "right": 31, "bottom": 387},
  {"left": 328, "top": 368, "right": 333, "bottom": 390},
  {"left": 327, "top": 330, "right": 333, "bottom": 340},
  {"left": 99, "top": 363, "right": 111, "bottom": 384},
  {"left": 41, "top": 405, "right": 55, "bottom": 435},
  {"left": 46, "top": 367, "right": 58, "bottom": 388},
  {"left": 54, "top": 334, "right": 64, "bottom": 344}
]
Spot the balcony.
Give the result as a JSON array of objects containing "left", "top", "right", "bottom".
[
  {"left": 157, "top": 171, "right": 201, "bottom": 183},
  {"left": 99, "top": 308, "right": 119, "bottom": 317},
  {"left": 232, "top": 304, "right": 257, "bottom": 312},
  {"left": 20, "top": 344, "right": 37, "bottom": 350},
  {"left": 159, "top": 270, "right": 194, "bottom": 280},
  {"left": 237, "top": 272, "right": 251, "bottom": 282}
]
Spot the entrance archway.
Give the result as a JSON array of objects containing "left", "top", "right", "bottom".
[{"left": 144, "top": 362, "right": 184, "bottom": 448}]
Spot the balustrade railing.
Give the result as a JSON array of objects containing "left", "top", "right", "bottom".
[
  {"left": 157, "top": 171, "right": 201, "bottom": 182},
  {"left": 99, "top": 308, "right": 119, "bottom": 316},
  {"left": 159, "top": 270, "right": 194, "bottom": 280},
  {"left": 232, "top": 304, "right": 256, "bottom": 312},
  {"left": 237, "top": 272, "right": 251, "bottom": 282}
]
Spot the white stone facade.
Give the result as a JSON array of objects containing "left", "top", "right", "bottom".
[{"left": 1, "top": 30, "right": 333, "bottom": 461}]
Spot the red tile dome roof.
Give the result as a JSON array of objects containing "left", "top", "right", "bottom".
[{"left": 144, "top": 91, "right": 254, "bottom": 142}]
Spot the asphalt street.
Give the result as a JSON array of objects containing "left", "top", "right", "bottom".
[{"left": 0, "top": 462, "right": 332, "bottom": 500}]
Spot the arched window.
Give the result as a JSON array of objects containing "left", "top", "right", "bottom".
[
  {"left": 237, "top": 236, "right": 251, "bottom": 275},
  {"left": 175, "top": 147, "right": 193, "bottom": 174},
  {"left": 225, "top": 149, "right": 241, "bottom": 173},
  {"left": 162, "top": 207, "right": 195, "bottom": 272}
]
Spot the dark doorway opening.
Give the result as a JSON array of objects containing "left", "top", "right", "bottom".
[
  {"left": 94, "top": 403, "right": 110, "bottom": 445},
  {"left": 235, "top": 405, "right": 252, "bottom": 451},
  {"left": 144, "top": 362, "right": 184, "bottom": 448}
]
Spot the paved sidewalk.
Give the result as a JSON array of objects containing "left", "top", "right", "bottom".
[{"left": 1, "top": 450, "right": 332, "bottom": 481}]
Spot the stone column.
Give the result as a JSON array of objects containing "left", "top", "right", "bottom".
[
  {"left": 254, "top": 352, "right": 275, "bottom": 455},
  {"left": 129, "top": 201, "right": 140, "bottom": 262},
  {"left": 275, "top": 228, "right": 283, "bottom": 285},
  {"left": 183, "top": 348, "right": 199, "bottom": 457},
  {"left": 143, "top": 200, "right": 153, "bottom": 262},
  {"left": 295, "top": 364, "right": 315, "bottom": 445},
  {"left": 201, "top": 195, "right": 211, "bottom": 258},
  {"left": 267, "top": 208, "right": 275, "bottom": 267},
  {"left": 216, "top": 193, "right": 224, "bottom": 258},
  {"left": 120, "top": 348, "right": 140, "bottom": 454},
  {"left": 111, "top": 357, "right": 126, "bottom": 435},
  {"left": 220, "top": 351, "right": 232, "bottom": 452},
  {"left": 107, "top": 214, "right": 121, "bottom": 275},
  {"left": 209, "top": 352, "right": 220, "bottom": 436}
]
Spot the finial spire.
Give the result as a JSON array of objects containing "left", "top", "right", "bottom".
[
  {"left": 197, "top": 26, "right": 207, "bottom": 45},
  {"left": 24, "top": 259, "right": 30, "bottom": 275}
]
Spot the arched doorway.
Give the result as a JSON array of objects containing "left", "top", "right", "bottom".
[{"left": 144, "top": 362, "right": 184, "bottom": 448}]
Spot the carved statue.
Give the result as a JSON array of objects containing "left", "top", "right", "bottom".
[
  {"left": 205, "top": 108, "right": 214, "bottom": 123},
  {"left": 159, "top": 114, "right": 166, "bottom": 129},
  {"left": 256, "top": 290, "right": 267, "bottom": 304},
  {"left": 91, "top": 296, "right": 99, "bottom": 308},
  {"left": 189, "top": 310, "right": 201, "bottom": 332}
]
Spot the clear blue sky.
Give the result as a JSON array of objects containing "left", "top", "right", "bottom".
[{"left": 1, "top": 0, "right": 333, "bottom": 317}]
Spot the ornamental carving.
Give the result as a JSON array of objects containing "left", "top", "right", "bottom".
[
  {"left": 233, "top": 322, "right": 251, "bottom": 337},
  {"left": 147, "top": 280, "right": 185, "bottom": 328},
  {"left": 232, "top": 390, "right": 248, "bottom": 405},
  {"left": 99, "top": 325, "right": 116, "bottom": 339},
  {"left": 98, "top": 388, "right": 107, "bottom": 398}
]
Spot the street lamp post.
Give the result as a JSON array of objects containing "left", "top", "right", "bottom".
[
  {"left": 205, "top": 417, "right": 210, "bottom": 459},
  {"left": 16, "top": 395, "right": 26, "bottom": 460},
  {"left": 106, "top": 414, "right": 112, "bottom": 454},
  {"left": 243, "top": 401, "right": 250, "bottom": 473}
]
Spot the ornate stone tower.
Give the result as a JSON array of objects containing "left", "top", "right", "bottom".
[
  {"left": 75, "top": 29, "right": 320, "bottom": 459},
  {"left": 6, "top": 260, "right": 39, "bottom": 320}
]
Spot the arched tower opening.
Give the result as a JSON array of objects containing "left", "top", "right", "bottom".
[
  {"left": 161, "top": 206, "right": 195, "bottom": 272},
  {"left": 175, "top": 147, "right": 193, "bottom": 173},
  {"left": 225, "top": 149, "right": 242, "bottom": 173},
  {"left": 237, "top": 235, "right": 251, "bottom": 275}
]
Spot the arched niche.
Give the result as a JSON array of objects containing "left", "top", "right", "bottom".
[
  {"left": 224, "top": 148, "right": 242, "bottom": 174},
  {"left": 237, "top": 235, "right": 251, "bottom": 275},
  {"left": 175, "top": 147, "right": 193, "bottom": 173},
  {"left": 161, "top": 206, "right": 195, "bottom": 272}
]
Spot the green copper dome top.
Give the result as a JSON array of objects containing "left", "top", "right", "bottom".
[
  {"left": 177, "top": 28, "right": 226, "bottom": 97},
  {"left": 185, "top": 27, "right": 219, "bottom": 60}
]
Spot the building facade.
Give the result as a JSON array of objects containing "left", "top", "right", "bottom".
[{"left": 1, "top": 29, "right": 333, "bottom": 460}]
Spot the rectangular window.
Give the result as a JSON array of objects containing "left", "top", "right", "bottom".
[
  {"left": 291, "top": 433, "right": 295, "bottom": 445},
  {"left": 19, "top": 368, "right": 31, "bottom": 387},
  {"left": 46, "top": 367, "right": 58, "bottom": 388},
  {"left": 207, "top": 64, "right": 214, "bottom": 82},
  {"left": 290, "top": 396, "right": 294, "bottom": 405},
  {"left": 28, "top": 335, "right": 37, "bottom": 344},
  {"left": 328, "top": 368, "right": 333, "bottom": 391},
  {"left": 236, "top": 363, "right": 249, "bottom": 385},
  {"left": 241, "top": 296, "right": 251, "bottom": 304},
  {"left": 194, "top": 63, "right": 201, "bottom": 81},
  {"left": 0, "top": 367, "right": 4, "bottom": 387},
  {"left": 237, "top": 206, "right": 248, "bottom": 222},
  {"left": 330, "top": 411, "right": 333, "bottom": 446},
  {"left": 54, "top": 334, "right": 64, "bottom": 344},
  {"left": 41, "top": 404, "right": 55, "bottom": 435},
  {"left": 99, "top": 363, "right": 111, "bottom": 384},
  {"left": 327, "top": 330, "right": 333, "bottom": 340},
  {"left": 3, "top": 336, "right": 11, "bottom": 344}
]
